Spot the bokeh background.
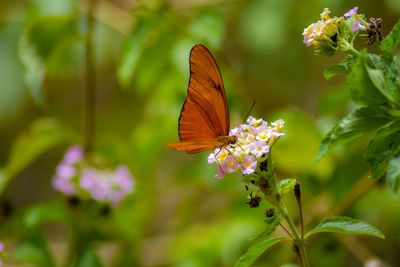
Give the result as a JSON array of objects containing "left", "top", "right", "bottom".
[{"left": 0, "top": 0, "right": 400, "bottom": 266}]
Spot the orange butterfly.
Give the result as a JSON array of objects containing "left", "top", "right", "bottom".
[{"left": 167, "top": 44, "right": 236, "bottom": 154}]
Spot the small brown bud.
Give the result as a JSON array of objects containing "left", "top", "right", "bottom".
[
  {"left": 266, "top": 208, "right": 275, "bottom": 217},
  {"left": 294, "top": 182, "right": 301, "bottom": 199},
  {"left": 246, "top": 193, "right": 262, "bottom": 208}
]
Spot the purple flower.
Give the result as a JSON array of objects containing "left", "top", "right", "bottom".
[
  {"left": 80, "top": 168, "right": 98, "bottom": 190},
  {"left": 0, "top": 242, "right": 4, "bottom": 252},
  {"left": 52, "top": 176, "right": 76, "bottom": 195},
  {"left": 224, "top": 155, "right": 239, "bottom": 173},
  {"left": 215, "top": 164, "right": 226, "bottom": 179},
  {"left": 241, "top": 156, "right": 257, "bottom": 175},
  {"left": 56, "top": 163, "right": 76, "bottom": 179},
  {"left": 229, "top": 127, "right": 240, "bottom": 136},
  {"left": 344, "top": 6, "right": 358, "bottom": 18},
  {"left": 352, "top": 20, "right": 367, "bottom": 32},
  {"left": 115, "top": 165, "right": 134, "bottom": 193},
  {"left": 250, "top": 141, "right": 270, "bottom": 158},
  {"left": 208, "top": 152, "right": 216, "bottom": 164},
  {"left": 63, "top": 146, "right": 84, "bottom": 164}
]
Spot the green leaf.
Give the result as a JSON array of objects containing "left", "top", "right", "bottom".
[
  {"left": 117, "top": 15, "right": 160, "bottom": 89},
  {"left": 364, "top": 53, "right": 398, "bottom": 104},
  {"left": 386, "top": 56, "right": 400, "bottom": 103},
  {"left": 187, "top": 9, "right": 225, "bottom": 49},
  {"left": 386, "top": 154, "right": 400, "bottom": 195},
  {"left": 380, "top": 19, "right": 400, "bottom": 57},
  {"left": 19, "top": 15, "right": 79, "bottom": 105},
  {"left": 0, "top": 118, "right": 71, "bottom": 193},
  {"left": 364, "top": 120, "right": 400, "bottom": 179},
  {"left": 14, "top": 232, "right": 55, "bottom": 267},
  {"left": 252, "top": 210, "right": 281, "bottom": 240},
  {"left": 347, "top": 51, "right": 387, "bottom": 106},
  {"left": 317, "top": 107, "right": 392, "bottom": 161},
  {"left": 323, "top": 54, "right": 357, "bottom": 80},
  {"left": 234, "top": 237, "right": 290, "bottom": 267},
  {"left": 22, "top": 200, "right": 70, "bottom": 228},
  {"left": 74, "top": 245, "right": 104, "bottom": 267},
  {"left": 305, "top": 216, "right": 385, "bottom": 239},
  {"left": 277, "top": 179, "right": 296, "bottom": 195}
]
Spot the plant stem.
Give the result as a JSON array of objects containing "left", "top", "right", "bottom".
[
  {"left": 84, "top": 0, "right": 97, "bottom": 153},
  {"left": 280, "top": 211, "right": 311, "bottom": 267}
]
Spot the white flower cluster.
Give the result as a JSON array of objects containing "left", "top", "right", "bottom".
[{"left": 208, "top": 117, "right": 284, "bottom": 179}]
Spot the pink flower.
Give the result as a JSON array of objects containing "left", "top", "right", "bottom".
[
  {"left": 208, "top": 152, "right": 216, "bottom": 164},
  {"left": 115, "top": 165, "right": 134, "bottom": 193},
  {"left": 352, "top": 20, "right": 366, "bottom": 32},
  {"left": 64, "top": 146, "right": 84, "bottom": 164},
  {"left": 80, "top": 168, "right": 98, "bottom": 190},
  {"left": 52, "top": 176, "right": 76, "bottom": 195},
  {"left": 241, "top": 156, "right": 257, "bottom": 175},
  {"left": 215, "top": 164, "right": 226, "bottom": 179},
  {"left": 224, "top": 155, "right": 239, "bottom": 173},
  {"left": 343, "top": 6, "right": 358, "bottom": 18},
  {"left": 250, "top": 141, "right": 270, "bottom": 158},
  {"left": 0, "top": 242, "right": 4, "bottom": 252},
  {"left": 56, "top": 163, "right": 76, "bottom": 179}
]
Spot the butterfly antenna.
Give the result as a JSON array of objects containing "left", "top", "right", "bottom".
[
  {"left": 234, "top": 101, "right": 256, "bottom": 137},
  {"left": 242, "top": 101, "right": 256, "bottom": 126}
]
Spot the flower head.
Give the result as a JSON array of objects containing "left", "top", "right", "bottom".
[
  {"left": 208, "top": 117, "right": 284, "bottom": 178},
  {"left": 52, "top": 145, "right": 135, "bottom": 206}
]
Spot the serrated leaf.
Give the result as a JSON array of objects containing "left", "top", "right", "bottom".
[
  {"left": 380, "top": 19, "right": 400, "bottom": 57},
  {"left": 22, "top": 200, "right": 70, "bottom": 228},
  {"left": 316, "top": 107, "right": 391, "bottom": 161},
  {"left": 323, "top": 54, "right": 357, "bottom": 80},
  {"left": 1, "top": 118, "right": 72, "bottom": 193},
  {"left": 14, "top": 232, "right": 55, "bottom": 267},
  {"left": 277, "top": 179, "right": 296, "bottom": 195},
  {"left": 234, "top": 237, "right": 290, "bottom": 267},
  {"left": 19, "top": 15, "right": 79, "bottom": 105},
  {"left": 387, "top": 56, "right": 400, "bottom": 103},
  {"left": 364, "top": 120, "right": 400, "bottom": 179},
  {"left": 347, "top": 51, "right": 387, "bottom": 106},
  {"left": 305, "top": 216, "right": 385, "bottom": 239}
]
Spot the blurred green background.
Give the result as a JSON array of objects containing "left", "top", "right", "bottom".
[{"left": 0, "top": 0, "right": 400, "bottom": 266}]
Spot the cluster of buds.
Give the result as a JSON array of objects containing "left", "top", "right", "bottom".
[
  {"left": 302, "top": 8, "right": 345, "bottom": 56},
  {"left": 303, "top": 7, "right": 383, "bottom": 56},
  {"left": 52, "top": 146, "right": 135, "bottom": 206},
  {"left": 208, "top": 117, "right": 284, "bottom": 179}
]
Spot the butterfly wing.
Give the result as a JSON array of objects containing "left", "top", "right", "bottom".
[{"left": 167, "top": 44, "right": 230, "bottom": 153}]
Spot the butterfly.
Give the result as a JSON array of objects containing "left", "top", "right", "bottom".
[{"left": 166, "top": 44, "right": 236, "bottom": 154}]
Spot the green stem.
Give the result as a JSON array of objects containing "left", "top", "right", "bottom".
[
  {"left": 343, "top": 43, "right": 359, "bottom": 56},
  {"left": 280, "top": 209, "right": 311, "bottom": 267},
  {"left": 84, "top": 0, "right": 97, "bottom": 153}
]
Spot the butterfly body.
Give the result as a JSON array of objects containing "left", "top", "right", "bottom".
[{"left": 167, "top": 44, "right": 233, "bottom": 154}]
